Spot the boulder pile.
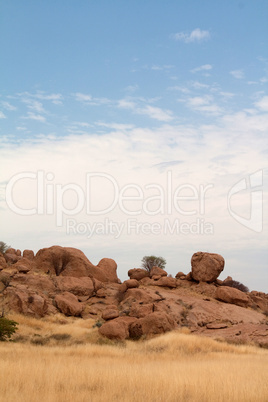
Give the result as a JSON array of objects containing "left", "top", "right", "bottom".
[{"left": 0, "top": 247, "right": 267, "bottom": 347}]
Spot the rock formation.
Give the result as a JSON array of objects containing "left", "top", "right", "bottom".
[{"left": 0, "top": 247, "right": 267, "bottom": 347}]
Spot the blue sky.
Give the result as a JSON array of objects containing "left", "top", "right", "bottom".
[{"left": 0, "top": 1, "right": 267, "bottom": 291}]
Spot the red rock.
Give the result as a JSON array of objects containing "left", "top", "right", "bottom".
[
  {"left": 102, "top": 306, "right": 119, "bottom": 320},
  {"left": 55, "top": 292, "right": 83, "bottom": 316},
  {"left": 152, "top": 275, "right": 162, "bottom": 280},
  {"left": 155, "top": 277, "right": 177, "bottom": 288},
  {"left": 0, "top": 256, "right": 7, "bottom": 269},
  {"left": 206, "top": 323, "right": 228, "bottom": 329},
  {"left": 13, "top": 258, "right": 32, "bottom": 273},
  {"left": 191, "top": 252, "right": 224, "bottom": 282},
  {"left": 175, "top": 271, "right": 185, "bottom": 279},
  {"left": 35, "top": 246, "right": 119, "bottom": 283},
  {"left": 129, "top": 302, "right": 154, "bottom": 318},
  {"left": 129, "top": 312, "right": 177, "bottom": 339},
  {"left": 124, "top": 279, "right": 139, "bottom": 289},
  {"left": 23, "top": 250, "right": 35, "bottom": 260},
  {"left": 99, "top": 316, "right": 138, "bottom": 340},
  {"left": 5, "top": 288, "right": 48, "bottom": 317},
  {"left": 185, "top": 272, "right": 192, "bottom": 281},
  {"left": 4, "top": 253, "right": 22, "bottom": 264},
  {"left": 149, "top": 266, "right": 167, "bottom": 278},
  {"left": 128, "top": 268, "right": 150, "bottom": 281},
  {"left": 215, "top": 286, "right": 249, "bottom": 308},
  {"left": 10, "top": 274, "right": 56, "bottom": 296},
  {"left": 55, "top": 276, "right": 94, "bottom": 297}
]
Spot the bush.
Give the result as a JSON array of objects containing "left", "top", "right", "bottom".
[
  {"left": 0, "top": 242, "right": 10, "bottom": 255},
  {"left": 223, "top": 280, "right": 249, "bottom": 293},
  {"left": 141, "top": 256, "right": 166, "bottom": 272},
  {"left": 0, "top": 316, "right": 18, "bottom": 341}
]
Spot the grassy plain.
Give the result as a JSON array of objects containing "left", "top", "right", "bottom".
[{"left": 0, "top": 313, "right": 267, "bottom": 402}]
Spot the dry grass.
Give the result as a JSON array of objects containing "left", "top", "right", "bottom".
[{"left": 0, "top": 314, "right": 267, "bottom": 402}]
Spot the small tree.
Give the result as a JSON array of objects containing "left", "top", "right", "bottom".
[
  {"left": 0, "top": 242, "right": 10, "bottom": 255},
  {"left": 0, "top": 316, "right": 18, "bottom": 341},
  {"left": 141, "top": 256, "right": 166, "bottom": 273}
]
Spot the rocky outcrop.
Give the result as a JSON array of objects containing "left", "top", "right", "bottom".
[
  {"left": 35, "top": 246, "right": 119, "bottom": 283},
  {"left": 1, "top": 246, "right": 267, "bottom": 347},
  {"left": 128, "top": 268, "right": 149, "bottom": 281},
  {"left": 191, "top": 252, "right": 224, "bottom": 282},
  {"left": 55, "top": 292, "right": 83, "bottom": 316},
  {"left": 215, "top": 286, "right": 249, "bottom": 308}
]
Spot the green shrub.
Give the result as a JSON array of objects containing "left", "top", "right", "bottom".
[
  {"left": 141, "top": 256, "right": 166, "bottom": 272},
  {"left": 0, "top": 316, "right": 18, "bottom": 341},
  {"left": 0, "top": 242, "right": 10, "bottom": 255}
]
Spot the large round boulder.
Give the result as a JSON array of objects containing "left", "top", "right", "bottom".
[
  {"left": 35, "top": 246, "right": 119, "bottom": 283},
  {"left": 191, "top": 252, "right": 224, "bottom": 283}
]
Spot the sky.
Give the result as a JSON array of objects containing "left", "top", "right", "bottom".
[{"left": 0, "top": 0, "right": 267, "bottom": 292}]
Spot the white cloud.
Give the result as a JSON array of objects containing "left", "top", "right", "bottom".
[
  {"left": 74, "top": 92, "right": 110, "bottom": 106},
  {"left": 96, "top": 122, "right": 135, "bottom": 130},
  {"left": 74, "top": 92, "right": 93, "bottom": 102},
  {"left": 137, "top": 105, "right": 173, "bottom": 122},
  {"left": 22, "top": 98, "right": 46, "bottom": 114},
  {"left": 254, "top": 96, "right": 268, "bottom": 112},
  {"left": 230, "top": 70, "right": 244, "bottom": 79},
  {"left": 185, "top": 95, "right": 222, "bottom": 115},
  {"left": 117, "top": 99, "right": 173, "bottom": 122},
  {"left": 34, "top": 93, "right": 63, "bottom": 105},
  {"left": 117, "top": 99, "right": 136, "bottom": 109},
  {"left": 1, "top": 101, "right": 17, "bottom": 111},
  {"left": 22, "top": 112, "right": 46, "bottom": 122},
  {"left": 0, "top": 111, "right": 6, "bottom": 119},
  {"left": 172, "top": 28, "right": 210, "bottom": 43},
  {"left": 191, "top": 64, "right": 212, "bottom": 73}
]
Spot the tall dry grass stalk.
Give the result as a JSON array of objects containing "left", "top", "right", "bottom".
[{"left": 0, "top": 314, "right": 267, "bottom": 402}]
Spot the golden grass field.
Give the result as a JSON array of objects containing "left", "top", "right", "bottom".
[{"left": 0, "top": 313, "right": 267, "bottom": 402}]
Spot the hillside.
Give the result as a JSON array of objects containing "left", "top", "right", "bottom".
[{"left": 0, "top": 246, "right": 267, "bottom": 347}]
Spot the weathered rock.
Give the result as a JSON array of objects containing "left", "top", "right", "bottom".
[
  {"left": 23, "top": 250, "right": 35, "bottom": 260},
  {"left": 129, "top": 312, "right": 177, "bottom": 339},
  {"left": 149, "top": 266, "right": 167, "bottom": 278},
  {"left": 191, "top": 252, "right": 224, "bottom": 282},
  {"left": 155, "top": 277, "right": 177, "bottom": 288},
  {"left": 99, "top": 316, "right": 138, "bottom": 340},
  {"left": 102, "top": 306, "right": 119, "bottom": 321},
  {"left": 13, "top": 258, "right": 32, "bottom": 273},
  {"left": 215, "top": 286, "right": 249, "bottom": 308},
  {"left": 10, "top": 274, "right": 56, "bottom": 296},
  {"left": 175, "top": 272, "right": 185, "bottom": 279},
  {"left": 129, "top": 302, "right": 154, "bottom": 318},
  {"left": 0, "top": 256, "right": 7, "bottom": 269},
  {"left": 185, "top": 272, "right": 192, "bottom": 281},
  {"left": 35, "top": 246, "right": 119, "bottom": 283},
  {"left": 128, "top": 268, "right": 150, "bottom": 281},
  {"left": 55, "top": 292, "right": 83, "bottom": 316},
  {"left": 5, "top": 288, "right": 48, "bottom": 317},
  {"left": 4, "top": 253, "right": 22, "bottom": 264},
  {"left": 124, "top": 279, "right": 139, "bottom": 289},
  {"left": 55, "top": 276, "right": 94, "bottom": 297}
]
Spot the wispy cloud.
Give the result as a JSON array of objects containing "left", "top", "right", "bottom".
[
  {"left": 191, "top": 64, "right": 212, "bottom": 73},
  {"left": 117, "top": 99, "right": 173, "bottom": 122},
  {"left": 172, "top": 28, "right": 210, "bottom": 43},
  {"left": 255, "top": 96, "right": 268, "bottom": 112},
  {"left": 0, "top": 111, "right": 6, "bottom": 119},
  {"left": 22, "top": 112, "right": 46, "bottom": 122},
  {"left": 185, "top": 95, "right": 222, "bottom": 115},
  {"left": 1, "top": 101, "right": 17, "bottom": 111},
  {"left": 137, "top": 105, "right": 173, "bottom": 122},
  {"left": 74, "top": 92, "right": 110, "bottom": 106},
  {"left": 230, "top": 70, "right": 244, "bottom": 79}
]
